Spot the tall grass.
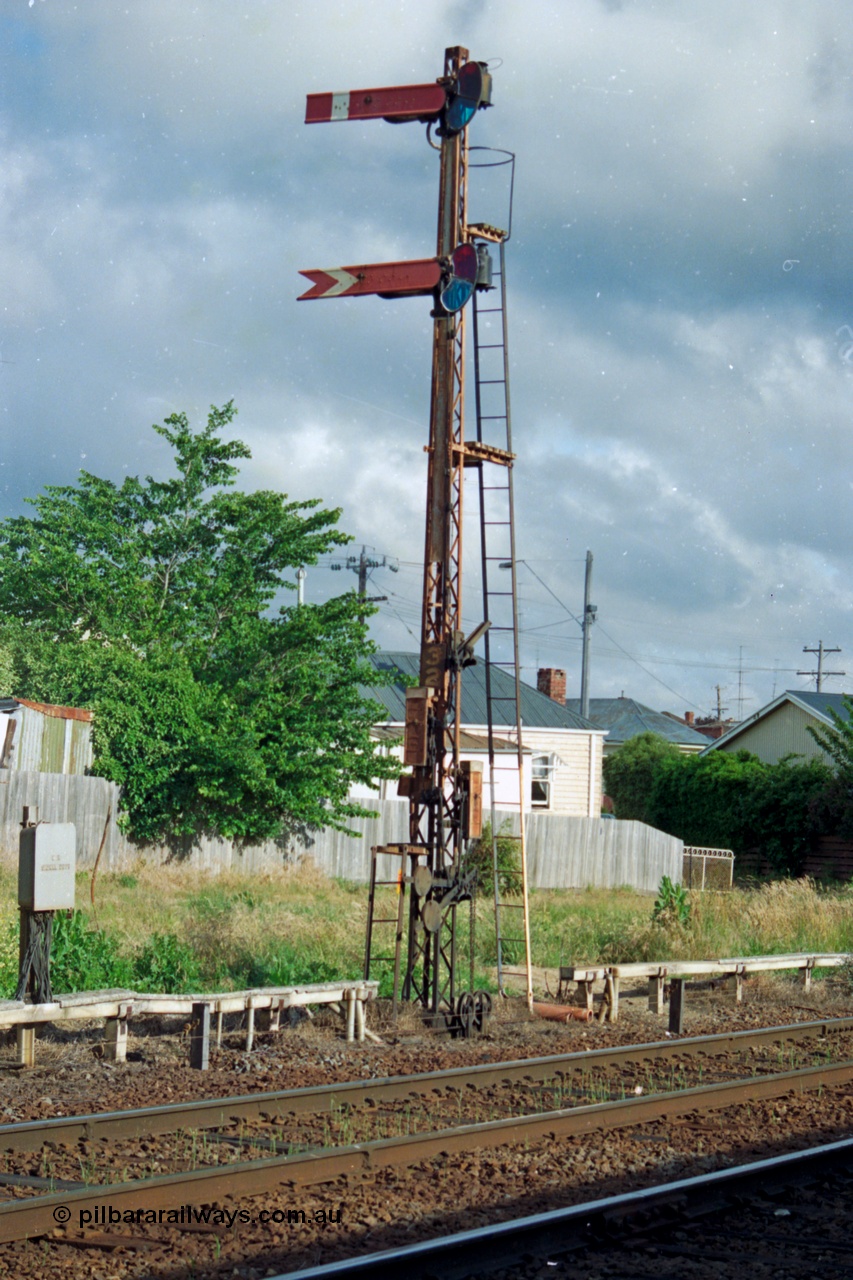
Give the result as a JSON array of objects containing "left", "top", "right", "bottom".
[
  {"left": 530, "top": 878, "right": 853, "bottom": 966},
  {"left": 0, "top": 859, "right": 368, "bottom": 998},
  {"left": 0, "top": 860, "right": 851, "bottom": 997}
]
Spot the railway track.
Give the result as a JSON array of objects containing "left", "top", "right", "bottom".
[
  {"left": 2, "top": 1014, "right": 851, "bottom": 1155},
  {"left": 281, "top": 1136, "right": 853, "bottom": 1280},
  {"left": 1, "top": 1016, "right": 853, "bottom": 1249}
]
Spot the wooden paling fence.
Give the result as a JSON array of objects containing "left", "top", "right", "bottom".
[{"left": 0, "top": 773, "right": 682, "bottom": 893}]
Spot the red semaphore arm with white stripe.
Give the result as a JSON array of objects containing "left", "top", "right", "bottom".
[
  {"left": 298, "top": 258, "right": 442, "bottom": 301},
  {"left": 305, "top": 83, "right": 446, "bottom": 125}
]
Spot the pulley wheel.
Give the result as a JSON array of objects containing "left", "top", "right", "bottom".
[
  {"left": 456, "top": 991, "right": 476, "bottom": 1038},
  {"left": 473, "top": 989, "right": 493, "bottom": 1032},
  {"left": 421, "top": 899, "right": 443, "bottom": 934},
  {"left": 413, "top": 865, "right": 433, "bottom": 898}
]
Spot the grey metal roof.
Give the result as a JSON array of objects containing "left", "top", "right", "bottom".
[
  {"left": 365, "top": 653, "right": 600, "bottom": 732},
  {"left": 786, "top": 690, "right": 852, "bottom": 723},
  {"left": 565, "top": 696, "right": 710, "bottom": 747}
]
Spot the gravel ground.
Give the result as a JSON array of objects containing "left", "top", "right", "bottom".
[{"left": 0, "top": 974, "right": 851, "bottom": 1280}]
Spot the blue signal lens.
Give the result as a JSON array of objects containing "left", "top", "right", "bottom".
[
  {"left": 445, "top": 97, "right": 477, "bottom": 134},
  {"left": 440, "top": 277, "right": 475, "bottom": 314}
]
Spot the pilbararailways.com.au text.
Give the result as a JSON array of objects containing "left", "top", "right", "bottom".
[{"left": 52, "top": 1204, "right": 343, "bottom": 1230}]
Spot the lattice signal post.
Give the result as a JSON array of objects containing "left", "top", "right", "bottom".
[{"left": 301, "top": 47, "right": 495, "bottom": 1026}]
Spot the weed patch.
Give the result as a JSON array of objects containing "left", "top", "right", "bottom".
[{"left": 49, "top": 911, "right": 133, "bottom": 993}]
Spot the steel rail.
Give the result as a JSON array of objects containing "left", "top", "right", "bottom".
[
  {"left": 276, "top": 1134, "right": 853, "bottom": 1279},
  {"left": 1, "top": 1015, "right": 851, "bottom": 1156},
  {"left": 3, "top": 1055, "right": 853, "bottom": 1245}
]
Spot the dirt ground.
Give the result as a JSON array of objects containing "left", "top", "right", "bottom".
[
  {"left": 1, "top": 969, "right": 850, "bottom": 1122},
  {"left": 1, "top": 972, "right": 852, "bottom": 1280}
]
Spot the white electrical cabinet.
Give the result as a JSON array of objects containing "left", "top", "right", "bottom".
[{"left": 18, "top": 824, "right": 76, "bottom": 912}]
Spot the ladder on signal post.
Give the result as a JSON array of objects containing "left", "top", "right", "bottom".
[
  {"left": 364, "top": 842, "right": 425, "bottom": 1016},
  {"left": 468, "top": 229, "right": 532, "bottom": 1009}
]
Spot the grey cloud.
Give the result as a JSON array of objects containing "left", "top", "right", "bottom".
[{"left": 1, "top": 1, "right": 851, "bottom": 713}]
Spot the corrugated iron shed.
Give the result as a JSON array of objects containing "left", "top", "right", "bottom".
[{"left": 0, "top": 698, "right": 93, "bottom": 775}]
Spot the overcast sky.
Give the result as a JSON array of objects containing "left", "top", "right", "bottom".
[{"left": 2, "top": 1, "right": 851, "bottom": 720}]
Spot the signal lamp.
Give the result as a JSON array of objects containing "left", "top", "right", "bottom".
[
  {"left": 443, "top": 61, "right": 493, "bottom": 135},
  {"left": 439, "top": 243, "right": 479, "bottom": 314}
]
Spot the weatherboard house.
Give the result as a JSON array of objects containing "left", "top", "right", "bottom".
[
  {"left": 700, "top": 690, "right": 853, "bottom": 766},
  {"left": 356, "top": 653, "right": 606, "bottom": 817}
]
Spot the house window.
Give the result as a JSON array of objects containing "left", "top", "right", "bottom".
[{"left": 531, "top": 753, "right": 553, "bottom": 809}]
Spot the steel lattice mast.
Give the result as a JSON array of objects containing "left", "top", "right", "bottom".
[
  {"left": 302, "top": 47, "right": 501, "bottom": 1025},
  {"left": 405, "top": 47, "right": 473, "bottom": 1016}
]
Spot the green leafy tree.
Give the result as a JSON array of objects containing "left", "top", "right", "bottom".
[
  {"left": 602, "top": 732, "right": 683, "bottom": 823},
  {"left": 0, "top": 643, "right": 13, "bottom": 695},
  {"left": 808, "top": 697, "right": 853, "bottom": 776},
  {"left": 0, "top": 403, "right": 397, "bottom": 843},
  {"left": 806, "top": 698, "right": 853, "bottom": 839},
  {"left": 647, "top": 749, "right": 764, "bottom": 850},
  {"left": 648, "top": 749, "right": 833, "bottom": 875}
]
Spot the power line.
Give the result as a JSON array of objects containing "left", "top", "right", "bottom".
[
  {"left": 507, "top": 559, "right": 701, "bottom": 710},
  {"left": 516, "top": 561, "right": 584, "bottom": 629},
  {"left": 594, "top": 621, "right": 702, "bottom": 711}
]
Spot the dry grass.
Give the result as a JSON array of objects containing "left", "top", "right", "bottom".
[
  {"left": 1, "top": 859, "right": 852, "bottom": 997},
  {"left": 524, "top": 878, "right": 853, "bottom": 968}
]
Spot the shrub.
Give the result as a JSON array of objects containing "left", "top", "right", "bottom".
[
  {"left": 49, "top": 911, "right": 133, "bottom": 994},
  {"left": 131, "top": 933, "right": 202, "bottom": 993},
  {"left": 465, "top": 821, "right": 522, "bottom": 896},
  {"left": 237, "top": 942, "right": 348, "bottom": 989},
  {"left": 643, "top": 748, "right": 833, "bottom": 876},
  {"left": 651, "top": 876, "right": 691, "bottom": 928},
  {"left": 603, "top": 733, "right": 683, "bottom": 823}
]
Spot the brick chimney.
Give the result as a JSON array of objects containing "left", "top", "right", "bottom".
[
  {"left": 684, "top": 711, "right": 695, "bottom": 726},
  {"left": 537, "top": 668, "right": 566, "bottom": 706}
]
